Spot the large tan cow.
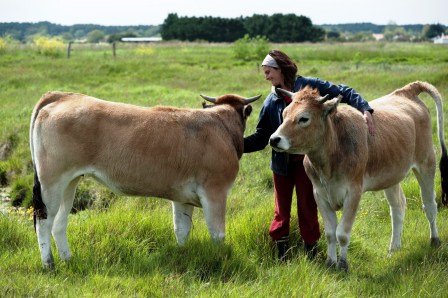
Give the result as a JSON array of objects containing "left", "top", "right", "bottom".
[
  {"left": 269, "top": 81, "right": 447, "bottom": 271},
  {"left": 30, "top": 91, "right": 260, "bottom": 269}
]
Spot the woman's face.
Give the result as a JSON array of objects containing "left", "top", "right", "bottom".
[{"left": 262, "top": 65, "right": 285, "bottom": 89}]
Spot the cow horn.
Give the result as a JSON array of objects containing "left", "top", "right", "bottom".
[
  {"left": 200, "top": 94, "right": 217, "bottom": 103},
  {"left": 243, "top": 95, "right": 262, "bottom": 105},
  {"left": 317, "top": 94, "right": 330, "bottom": 104},
  {"left": 276, "top": 88, "right": 294, "bottom": 98}
]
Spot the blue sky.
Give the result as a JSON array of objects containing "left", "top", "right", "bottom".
[{"left": 1, "top": 0, "right": 446, "bottom": 26}]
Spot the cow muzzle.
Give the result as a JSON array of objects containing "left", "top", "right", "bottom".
[{"left": 269, "top": 134, "right": 290, "bottom": 152}]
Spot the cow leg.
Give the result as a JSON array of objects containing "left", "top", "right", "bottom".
[
  {"left": 384, "top": 184, "right": 406, "bottom": 254},
  {"left": 52, "top": 177, "right": 80, "bottom": 261},
  {"left": 36, "top": 214, "right": 56, "bottom": 270},
  {"left": 337, "top": 189, "right": 361, "bottom": 272},
  {"left": 316, "top": 198, "right": 338, "bottom": 268},
  {"left": 172, "top": 202, "right": 194, "bottom": 245},
  {"left": 36, "top": 183, "right": 65, "bottom": 269},
  {"left": 199, "top": 189, "right": 226, "bottom": 242},
  {"left": 412, "top": 167, "right": 440, "bottom": 246}
]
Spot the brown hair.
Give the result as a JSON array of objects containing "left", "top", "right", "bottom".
[{"left": 268, "top": 50, "right": 298, "bottom": 90}]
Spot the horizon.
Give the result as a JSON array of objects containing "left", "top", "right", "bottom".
[
  {"left": 1, "top": 0, "right": 446, "bottom": 27},
  {"left": 1, "top": 19, "right": 445, "bottom": 28}
]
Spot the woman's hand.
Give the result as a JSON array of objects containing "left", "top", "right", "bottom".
[{"left": 363, "top": 111, "right": 375, "bottom": 136}]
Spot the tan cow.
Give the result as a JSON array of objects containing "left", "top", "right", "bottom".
[
  {"left": 269, "top": 81, "right": 447, "bottom": 271},
  {"left": 30, "top": 91, "right": 260, "bottom": 269}
]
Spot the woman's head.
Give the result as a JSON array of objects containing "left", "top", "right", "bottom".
[{"left": 261, "top": 50, "right": 298, "bottom": 90}]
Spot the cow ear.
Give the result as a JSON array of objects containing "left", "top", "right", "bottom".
[
  {"left": 276, "top": 88, "right": 294, "bottom": 98},
  {"left": 322, "top": 97, "right": 341, "bottom": 118},
  {"left": 243, "top": 105, "right": 253, "bottom": 119}
]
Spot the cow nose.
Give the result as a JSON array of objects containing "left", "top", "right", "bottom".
[{"left": 269, "top": 136, "right": 281, "bottom": 147}]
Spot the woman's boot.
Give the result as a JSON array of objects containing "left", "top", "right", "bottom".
[{"left": 275, "top": 235, "right": 289, "bottom": 261}]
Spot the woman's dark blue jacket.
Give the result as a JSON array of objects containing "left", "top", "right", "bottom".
[{"left": 243, "top": 76, "right": 373, "bottom": 176}]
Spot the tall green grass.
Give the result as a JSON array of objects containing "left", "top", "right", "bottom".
[{"left": 1, "top": 42, "right": 448, "bottom": 297}]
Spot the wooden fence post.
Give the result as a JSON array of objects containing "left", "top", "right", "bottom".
[
  {"left": 112, "top": 42, "right": 116, "bottom": 57},
  {"left": 67, "top": 41, "right": 73, "bottom": 59}
]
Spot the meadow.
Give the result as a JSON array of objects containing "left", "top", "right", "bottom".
[{"left": 0, "top": 41, "right": 448, "bottom": 297}]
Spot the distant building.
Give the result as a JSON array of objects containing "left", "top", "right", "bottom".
[
  {"left": 433, "top": 34, "right": 448, "bottom": 44},
  {"left": 121, "top": 37, "right": 162, "bottom": 42},
  {"left": 372, "top": 33, "right": 384, "bottom": 41}
]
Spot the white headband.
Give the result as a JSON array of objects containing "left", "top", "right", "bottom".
[{"left": 262, "top": 54, "right": 279, "bottom": 68}]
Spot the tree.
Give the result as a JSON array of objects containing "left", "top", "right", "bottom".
[
  {"left": 383, "top": 22, "right": 411, "bottom": 41},
  {"left": 326, "top": 31, "right": 340, "bottom": 40},
  {"left": 107, "top": 32, "right": 137, "bottom": 43},
  {"left": 422, "top": 23, "right": 446, "bottom": 39},
  {"left": 244, "top": 14, "right": 271, "bottom": 37},
  {"left": 86, "top": 30, "right": 105, "bottom": 43},
  {"left": 160, "top": 13, "right": 324, "bottom": 43},
  {"left": 161, "top": 13, "right": 179, "bottom": 40},
  {"left": 61, "top": 32, "right": 74, "bottom": 42}
]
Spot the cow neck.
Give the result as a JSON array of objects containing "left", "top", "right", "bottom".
[
  {"left": 306, "top": 117, "right": 339, "bottom": 178},
  {"left": 214, "top": 105, "right": 245, "bottom": 158}
]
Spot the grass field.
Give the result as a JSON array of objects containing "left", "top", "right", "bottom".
[{"left": 1, "top": 41, "right": 448, "bottom": 297}]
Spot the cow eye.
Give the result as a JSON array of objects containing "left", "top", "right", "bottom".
[{"left": 298, "top": 116, "right": 309, "bottom": 124}]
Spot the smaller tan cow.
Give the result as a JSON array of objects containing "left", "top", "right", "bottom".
[
  {"left": 270, "top": 81, "right": 447, "bottom": 271},
  {"left": 30, "top": 91, "right": 260, "bottom": 269}
]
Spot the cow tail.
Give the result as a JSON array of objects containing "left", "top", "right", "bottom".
[
  {"left": 413, "top": 81, "right": 448, "bottom": 205},
  {"left": 30, "top": 94, "right": 52, "bottom": 231},
  {"left": 32, "top": 165, "right": 47, "bottom": 231},
  {"left": 441, "top": 146, "right": 448, "bottom": 206}
]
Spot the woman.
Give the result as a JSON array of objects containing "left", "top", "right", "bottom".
[{"left": 244, "top": 50, "right": 374, "bottom": 261}]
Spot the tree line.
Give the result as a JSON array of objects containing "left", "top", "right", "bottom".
[
  {"left": 0, "top": 14, "right": 326, "bottom": 43},
  {"left": 0, "top": 17, "right": 446, "bottom": 44},
  {"left": 161, "top": 13, "right": 325, "bottom": 42},
  {"left": 0, "top": 21, "right": 160, "bottom": 42}
]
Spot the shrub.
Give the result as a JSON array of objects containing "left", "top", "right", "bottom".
[
  {"left": 10, "top": 175, "right": 32, "bottom": 208},
  {"left": 33, "top": 36, "right": 65, "bottom": 57},
  {"left": 0, "top": 133, "right": 19, "bottom": 161},
  {"left": 0, "top": 38, "right": 6, "bottom": 53},
  {"left": 253, "top": 35, "right": 270, "bottom": 61},
  {"left": 233, "top": 34, "right": 270, "bottom": 62},
  {"left": 73, "top": 186, "right": 93, "bottom": 212},
  {"left": 0, "top": 162, "right": 7, "bottom": 186},
  {"left": 135, "top": 45, "right": 156, "bottom": 56},
  {"left": 73, "top": 181, "right": 119, "bottom": 213}
]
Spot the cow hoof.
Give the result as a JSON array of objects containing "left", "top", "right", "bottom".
[
  {"left": 325, "top": 258, "right": 337, "bottom": 268},
  {"left": 43, "top": 262, "right": 55, "bottom": 272},
  {"left": 430, "top": 237, "right": 441, "bottom": 248},
  {"left": 338, "top": 259, "right": 349, "bottom": 273},
  {"left": 41, "top": 253, "right": 55, "bottom": 272}
]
